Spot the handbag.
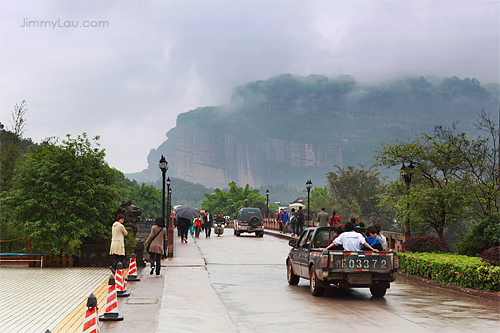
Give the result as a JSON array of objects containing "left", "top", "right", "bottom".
[{"left": 146, "top": 227, "right": 164, "bottom": 253}]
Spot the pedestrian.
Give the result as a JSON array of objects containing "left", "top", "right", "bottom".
[
  {"left": 329, "top": 222, "right": 379, "bottom": 252},
  {"left": 178, "top": 217, "right": 191, "bottom": 243},
  {"left": 290, "top": 208, "right": 296, "bottom": 236},
  {"left": 362, "top": 226, "right": 383, "bottom": 251},
  {"left": 204, "top": 211, "right": 212, "bottom": 238},
  {"left": 176, "top": 213, "right": 182, "bottom": 237},
  {"left": 190, "top": 217, "right": 195, "bottom": 236},
  {"left": 146, "top": 216, "right": 167, "bottom": 277},
  {"left": 276, "top": 208, "right": 283, "bottom": 232},
  {"left": 109, "top": 213, "right": 127, "bottom": 274},
  {"left": 194, "top": 215, "right": 202, "bottom": 238},
  {"left": 295, "top": 206, "right": 305, "bottom": 236},
  {"left": 280, "top": 208, "right": 290, "bottom": 233},
  {"left": 317, "top": 207, "right": 329, "bottom": 227},
  {"left": 374, "top": 224, "right": 387, "bottom": 250},
  {"left": 330, "top": 211, "right": 340, "bottom": 226}
]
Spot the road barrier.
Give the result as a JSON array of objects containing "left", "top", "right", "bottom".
[
  {"left": 82, "top": 294, "right": 100, "bottom": 333},
  {"left": 99, "top": 275, "right": 124, "bottom": 322},
  {"left": 115, "top": 262, "right": 130, "bottom": 297},
  {"left": 125, "top": 253, "right": 140, "bottom": 281}
]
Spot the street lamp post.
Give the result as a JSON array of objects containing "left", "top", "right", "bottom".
[
  {"left": 265, "top": 189, "right": 269, "bottom": 219},
  {"left": 245, "top": 198, "right": 248, "bottom": 207},
  {"left": 400, "top": 161, "right": 415, "bottom": 241},
  {"left": 158, "top": 155, "right": 168, "bottom": 222},
  {"left": 306, "top": 180, "right": 312, "bottom": 224},
  {"left": 166, "top": 177, "right": 171, "bottom": 227}
]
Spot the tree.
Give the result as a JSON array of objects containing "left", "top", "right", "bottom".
[
  {"left": 456, "top": 213, "right": 500, "bottom": 256},
  {"left": 0, "top": 101, "right": 28, "bottom": 194},
  {"left": 6, "top": 133, "right": 123, "bottom": 256},
  {"left": 432, "top": 109, "right": 499, "bottom": 217},
  {"left": 126, "top": 183, "right": 162, "bottom": 220},
  {"left": 309, "top": 186, "right": 331, "bottom": 218},
  {"left": 201, "top": 181, "right": 266, "bottom": 217},
  {"left": 326, "top": 165, "right": 388, "bottom": 226},
  {"left": 375, "top": 126, "right": 475, "bottom": 240}
]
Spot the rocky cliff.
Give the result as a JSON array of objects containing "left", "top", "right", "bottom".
[{"left": 127, "top": 74, "right": 499, "bottom": 189}]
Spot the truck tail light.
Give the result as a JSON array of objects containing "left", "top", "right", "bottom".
[
  {"left": 238, "top": 221, "right": 241, "bottom": 226},
  {"left": 394, "top": 256, "right": 399, "bottom": 269},
  {"left": 322, "top": 254, "right": 328, "bottom": 268}
]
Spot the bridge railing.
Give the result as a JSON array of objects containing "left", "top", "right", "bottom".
[{"left": 262, "top": 216, "right": 404, "bottom": 251}]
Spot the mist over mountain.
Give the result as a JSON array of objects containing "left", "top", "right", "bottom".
[{"left": 126, "top": 74, "right": 499, "bottom": 189}]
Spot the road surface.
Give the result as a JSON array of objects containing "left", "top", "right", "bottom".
[{"left": 194, "top": 232, "right": 500, "bottom": 333}]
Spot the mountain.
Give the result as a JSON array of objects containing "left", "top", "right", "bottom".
[{"left": 126, "top": 74, "right": 499, "bottom": 189}]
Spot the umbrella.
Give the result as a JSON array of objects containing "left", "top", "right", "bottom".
[
  {"left": 288, "top": 203, "right": 306, "bottom": 211},
  {"left": 175, "top": 205, "right": 200, "bottom": 220}
]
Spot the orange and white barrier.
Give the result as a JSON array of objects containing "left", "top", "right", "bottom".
[
  {"left": 99, "top": 275, "right": 124, "bottom": 321},
  {"left": 125, "top": 253, "right": 140, "bottom": 281},
  {"left": 82, "top": 294, "right": 100, "bottom": 333},
  {"left": 115, "top": 261, "right": 130, "bottom": 297}
]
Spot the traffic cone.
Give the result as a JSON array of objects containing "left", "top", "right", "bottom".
[
  {"left": 125, "top": 253, "right": 140, "bottom": 281},
  {"left": 99, "top": 275, "right": 124, "bottom": 321},
  {"left": 115, "top": 261, "right": 130, "bottom": 297},
  {"left": 82, "top": 293, "right": 100, "bottom": 333}
]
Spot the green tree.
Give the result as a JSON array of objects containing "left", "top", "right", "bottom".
[
  {"left": 0, "top": 101, "right": 28, "bottom": 194},
  {"left": 326, "top": 165, "right": 388, "bottom": 226},
  {"left": 201, "top": 181, "right": 265, "bottom": 216},
  {"left": 375, "top": 128, "right": 472, "bottom": 240},
  {"left": 126, "top": 183, "right": 162, "bottom": 220},
  {"left": 432, "top": 109, "right": 499, "bottom": 217},
  {"left": 309, "top": 186, "right": 331, "bottom": 219},
  {"left": 456, "top": 213, "right": 500, "bottom": 256},
  {"left": 6, "top": 133, "right": 122, "bottom": 256}
]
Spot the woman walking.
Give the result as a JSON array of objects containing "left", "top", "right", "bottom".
[
  {"left": 146, "top": 217, "right": 167, "bottom": 277},
  {"left": 109, "top": 214, "right": 127, "bottom": 274}
]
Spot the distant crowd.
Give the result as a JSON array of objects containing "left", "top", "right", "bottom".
[{"left": 276, "top": 207, "right": 388, "bottom": 252}]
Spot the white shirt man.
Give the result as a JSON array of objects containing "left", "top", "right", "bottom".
[{"left": 332, "top": 222, "right": 378, "bottom": 252}]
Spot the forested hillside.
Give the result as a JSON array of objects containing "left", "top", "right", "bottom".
[{"left": 127, "top": 74, "right": 499, "bottom": 189}]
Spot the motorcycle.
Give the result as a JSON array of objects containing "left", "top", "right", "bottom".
[{"left": 214, "top": 222, "right": 225, "bottom": 236}]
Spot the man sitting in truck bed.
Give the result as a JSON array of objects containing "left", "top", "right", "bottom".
[{"left": 317, "top": 222, "right": 379, "bottom": 252}]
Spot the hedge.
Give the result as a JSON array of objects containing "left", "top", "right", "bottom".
[{"left": 398, "top": 252, "right": 500, "bottom": 292}]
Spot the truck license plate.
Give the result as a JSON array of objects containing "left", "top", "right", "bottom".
[{"left": 347, "top": 274, "right": 372, "bottom": 285}]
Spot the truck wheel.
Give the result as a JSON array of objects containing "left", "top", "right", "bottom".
[
  {"left": 309, "top": 266, "right": 325, "bottom": 296},
  {"left": 370, "top": 285, "right": 387, "bottom": 297},
  {"left": 287, "top": 260, "right": 299, "bottom": 285}
]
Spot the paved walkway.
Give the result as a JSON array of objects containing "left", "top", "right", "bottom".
[
  {"left": 0, "top": 267, "right": 110, "bottom": 333},
  {"left": 0, "top": 229, "right": 290, "bottom": 333}
]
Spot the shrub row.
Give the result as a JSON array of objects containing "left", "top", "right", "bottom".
[{"left": 398, "top": 252, "right": 499, "bottom": 292}]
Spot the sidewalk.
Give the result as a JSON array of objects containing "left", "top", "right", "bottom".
[{"left": 101, "top": 233, "right": 236, "bottom": 333}]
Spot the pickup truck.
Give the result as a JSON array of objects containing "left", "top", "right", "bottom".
[{"left": 286, "top": 226, "right": 398, "bottom": 297}]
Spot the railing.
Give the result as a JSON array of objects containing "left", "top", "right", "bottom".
[{"left": 262, "top": 216, "right": 404, "bottom": 251}]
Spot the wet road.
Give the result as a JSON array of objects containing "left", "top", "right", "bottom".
[{"left": 195, "top": 232, "right": 500, "bottom": 333}]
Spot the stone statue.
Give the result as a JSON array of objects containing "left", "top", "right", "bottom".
[{"left": 120, "top": 200, "right": 143, "bottom": 236}]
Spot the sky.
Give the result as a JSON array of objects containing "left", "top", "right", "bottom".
[{"left": 1, "top": 0, "right": 498, "bottom": 174}]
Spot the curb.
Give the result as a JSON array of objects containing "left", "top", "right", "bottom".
[
  {"left": 397, "top": 272, "right": 500, "bottom": 301},
  {"left": 264, "top": 229, "right": 296, "bottom": 241}
]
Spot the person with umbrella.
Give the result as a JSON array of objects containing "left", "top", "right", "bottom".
[{"left": 176, "top": 205, "right": 200, "bottom": 243}]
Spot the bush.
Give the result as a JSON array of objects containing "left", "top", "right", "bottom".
[
  {"left": 481, "top": 246, "right": 500, "bottom": 266},
  {"left": 402, "top": 235, "right": 450, "bottom": 253},
  {"left": 398, "top": 252, "right": 499, "bottom": 292},
  {"left": 457, "top": 213, "right": 500, "bottom": 256}
]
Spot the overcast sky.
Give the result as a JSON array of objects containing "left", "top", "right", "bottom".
[{"left": 1, "top": 1, "right": 498, "bottom": 174}]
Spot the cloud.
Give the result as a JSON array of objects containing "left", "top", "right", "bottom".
[{"left": 1, "top": 0, "right": 498, "bottom": 173}]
